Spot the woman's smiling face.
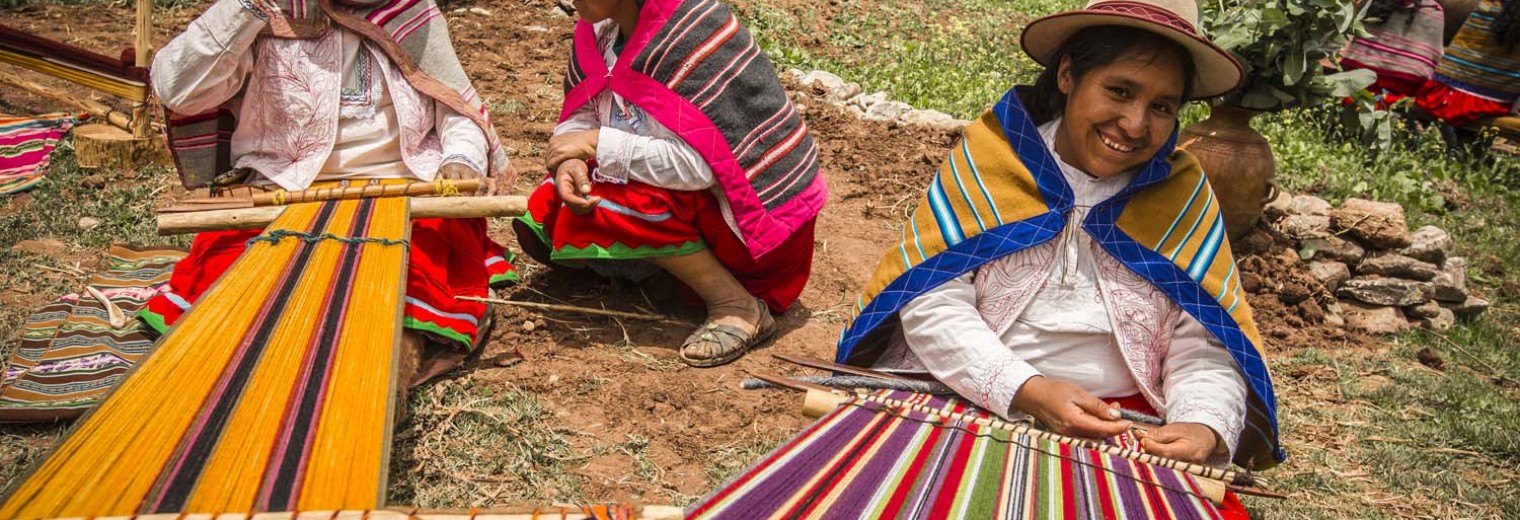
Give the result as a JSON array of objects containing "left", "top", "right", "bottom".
[{"left": 1053, "top": 47, "right": 1186, "bottom": 179}]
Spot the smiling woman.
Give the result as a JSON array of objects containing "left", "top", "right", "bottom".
[{"left": 832, "top": 0, "right": 1282, "bottom": 518}]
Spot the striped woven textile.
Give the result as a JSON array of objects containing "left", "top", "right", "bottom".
[
  {"left": 689, "top": 391, "right": 1223, "bottom": 519},
  {"left": 0, "top": 24, "right": 148, "bottom": 102},
  {"left": 1434, "top": 0, "right": 1520, "bottom": 102},
  {"left": 835, "top": 87, "right": 1282, "bottom": 470},
  {"left": 1, "top": 198, "right": 409, "bottom": 517},
  {"left": 166, "top": 0, "right": 510, "bottom": 189},
  {"left": 0, "top": 245, "right": 186, "bottom": 423},
  {"left": 1342, "top": 0, "right": 1446, "bottom": 86},
  {"left": 0, "top": 112, "right": 77, "bottom": 196},
  {"left": 561, "top": 0, "right": 826, "bottom": 259}
]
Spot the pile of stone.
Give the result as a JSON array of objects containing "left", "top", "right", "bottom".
[
  {"left": 785, "top": 69, "right": 969, "bottom": 132},
  {"left": 1266, "top": 193, "right": 1490, "bottom": 334}
]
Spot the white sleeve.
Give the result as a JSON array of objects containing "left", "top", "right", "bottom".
[
  {"left": 1161, "top": 312, "right": 1248, "bottom": 461},
  {"left": 899, "top": 272, "right": 1042, "bottom": 417},
  {"left": 594, "top": 127, "right": 716, "bottom": 191},
  {"left": 151, "top": 0, "right": 266, "bottom": 114},
  {"left": 436, "top": 102, "right": 489, "bottom": 175}
]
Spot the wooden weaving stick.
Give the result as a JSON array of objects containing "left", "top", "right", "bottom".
[
  {"left": 157, "top": 195, "right": 527, "bottom": 235},
  {"left": 162, "top": 179, "right": 485, "bottom": 212}
]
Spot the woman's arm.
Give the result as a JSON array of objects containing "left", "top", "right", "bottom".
[
  {"left": 436, "top": 104, "right": 489, "bottom": 177},
  {"left": 594, "top": 127, "right": 716, "bottom": 191},
  {"left": 151, "top": 0, "right": 266, "bottom": 114},
  {"left": 1153, "top": 313, "right": 1247, "bottom": 462}
]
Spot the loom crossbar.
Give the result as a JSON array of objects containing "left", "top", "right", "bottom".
[{"left": 0, "top": 25, "right": 149, "bottom": 102}]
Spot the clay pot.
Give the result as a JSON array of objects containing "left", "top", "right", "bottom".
[{"left": 1178, "top": 104, "right": 1276, "bottom": 242}]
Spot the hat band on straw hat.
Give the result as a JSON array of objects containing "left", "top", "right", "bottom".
[{"left": 1085, "top": 1, "right": 1197, "bottom": 34}]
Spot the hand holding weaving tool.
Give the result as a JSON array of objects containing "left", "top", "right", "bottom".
[
  {"left": 1014, "top": 375, "right": 1133, "bottom": 439},
  {"left": 556, "top": 159, "right": 601, "bottom": 214}
]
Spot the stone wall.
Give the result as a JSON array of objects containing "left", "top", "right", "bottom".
[{"left": 1265, "top": 192, "right": 1490, "bottom": 334}]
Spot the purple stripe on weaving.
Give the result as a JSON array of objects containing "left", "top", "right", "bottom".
[
  {"left": 1153, "top": 463, "right": 1213, "bottom": 520},
  {"left": 825, "top": 399, "right": 929, "bottom": 512},
  {"left": 1107, "top": 453, "right": 1147, "bottom": 519},
  {"left": 716, "top": 400, "right": 881, "bottom": 514},
  {"left": 902, "top": 414, "right": 963, "bottom": 518}
]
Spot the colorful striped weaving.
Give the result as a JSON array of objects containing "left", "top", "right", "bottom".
[
  {"left": 1434, "top": 0, "right": 1520, "bottom": 103},
  {"left": 0, "top": 25, "right": 148, "bottom": 102},
  {"left": 835, "top": 86, "right": 1282, "bottom": 470},
  {"left": 689, "top": 391, "right": 1223, "bottom": 520},
  {"left": 0, "top": 198, "right": 410, "bottom": 517},
  {"left": 0, "top": 245, "right": 186, "bottom": 423},
  {"left": 0, "top": 112, "right": 77, "bottom": 195}
]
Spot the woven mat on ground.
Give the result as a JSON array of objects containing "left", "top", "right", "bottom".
[
  {"left": 0, "top": 245, "right": 186, "bottom": 422},
  {"left": 0, "top": 112, "right": 78, "bottom": 196}
]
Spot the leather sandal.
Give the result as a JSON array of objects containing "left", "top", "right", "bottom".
[{"left": 679, "top": 299, "right": 775, "bottom": 368}]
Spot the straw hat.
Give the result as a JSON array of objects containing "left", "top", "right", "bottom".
[{"left": 1020, "top": 0, "right": 1243, "bottom": 99}]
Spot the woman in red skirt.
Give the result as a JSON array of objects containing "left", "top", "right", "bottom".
[{"left": 517, "top": 0, "right": 827, "bottom": 367}]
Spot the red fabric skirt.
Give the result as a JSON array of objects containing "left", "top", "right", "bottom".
[
  {"left": 1108, "top": 395, "right": 1251, "bottom": 520},
  {"left": 139, "top": 217, "right": 515, "bottom": 350},
  {"left": 1416, "top": 81, "right": 1513, "bottom": 127},
  {"left": 515, "top": 178, "right": 814, "bottom": 314}
]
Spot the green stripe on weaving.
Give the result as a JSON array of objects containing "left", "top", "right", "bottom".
[
  {"left": 137, "top": 309, "right": 169, "bottom": 335},
  {"left": 864, "top": 417, "right": 938, "bottom": 517},
  {"left": 402, "top": 316, "right": 474, "bottom": 350},
  {"left": 490, "top": 270, "right": 520, "bottom": 285},
  {"left": 550, "top": 240, "right": 705, "bottom": 261},
  {"left": 514, "top": 214, "right": 548, "bottom": 245},
  {"left": 945, "top": 429, "right": 989, "bottom": 520},
  {"left": 959, "top": 427, "right": 1009, "bottom": 519}
]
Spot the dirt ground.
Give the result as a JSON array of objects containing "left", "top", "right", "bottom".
[{"left": 0, "top": 0, "right": 1383, "bottom": 509}]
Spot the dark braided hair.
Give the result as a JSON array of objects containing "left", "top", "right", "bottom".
[
  {"left": 1024, "top": 26, "right": 1197, "bottom": 125},
  {"left": 1493, "top": 0, "right": 1520, "bottom": 49},
  {"left": 1364, "top": 0, "right": 1416, "bottom": 22}
]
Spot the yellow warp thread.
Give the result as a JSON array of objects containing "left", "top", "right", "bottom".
[
  {"left": 435, "top": 178, "right": 460, "bottom": 197},
  {"left": 0, "top": 199, "right": 409, "bottom": 516},
  {"left": 271, "top": 189, "right": 289, "bottom": 206}
]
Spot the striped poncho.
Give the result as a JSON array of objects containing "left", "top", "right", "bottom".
[
  {"left": 835, "top": 88, "right": 1285, "bottom": 470},
  {"left": 1435, "top": 0, "right": 1520, "bottom": 103},
  {"left": 165, "top": 0, "right": 510, "bottom": 189},
  {"left": 561, "top": 0, "right": 825, "bottom": 259}
]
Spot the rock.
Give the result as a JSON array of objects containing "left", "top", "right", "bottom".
[
  {"left": 1416, "top": 347, "right": 1445, "bottom": 370},
  {"left": 1307, "top": 260, "right": 1351, "bottom": 292},
  {"left": 1301, "top": 235, "right": 1365, "bottom": 263},
  {"left": 865, "top": 100, "right": 913, "bottom": 122},
  {"left": 1324, "top": 309, "right": 1346, "bottom": 328},
  {"left": 524, "top": 25, "right": 550, "bottom": 32},
  {"left": 522, "top": 320, "right": 536, "bottom": 332},
  {"left": 76, "top": 217, "right": 101, "bottom": 230},
  {"left": 1337, "top": 277, "right": 1433, "bottom": 307},
  {"left": 80, "top": 174, "right": 106, "bottom": 189},
  {"left": 850, "top": 91, "right": 889, "bottom": 110},
  {"left": 468, "top": 7, "right": 492, "bottom": 16},
  {"left": 1442, "top": 295, "right": 1490, "bottom": 320},
  {"left": 1357, "top": 252, "right": 1440, "bottom": 281},
  {"left": 1263, "top": 189, "right": 1293, "bottom": 218},
  {"left": 900, "top": 109, "right": 964, "bottom": 131},
  {"left": 547, "top": 374, "right": 560, "bottom": 385},
  {"left": 11, "top": 238, "right": 66, "bottom": 256},
  {"left": 1401, "top": 226, "right": 1451, "bottom": 264},
  {"left": 1415, "top": 307, "right": 1456, "bottom": 331},
  {"left": 1234, "top": 228, "right": 1275, "bottom": 256},
  {"left": 1280, "top": 214, "right": 1331, "bottom": 239},
  {"left": 1405, "top": 301, "right": 1442, "bottom": 319},
  {"left": 1287, "top": 194, "right": 1332, "bottom": 217},
  {"left": 1341, "top": 301, "right": 1412, "bottom": 334},
  {"left": 1329, "top": 198, "right": 1412, "bottom": 249},
  {"left": 1432, "top": 256, "right": 1467, "bottom": 302},
  {"left": 797, "top": 70, "right": 860, "bottom": 102}
]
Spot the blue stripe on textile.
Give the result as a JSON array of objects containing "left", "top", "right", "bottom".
[
  {"left": 1445, "top": 55, "right": 1520, "bottom": 78},
  {"left": 961, "top": 140, "right": 1004, "bottom": 225},
  {"left": 485, "top": 255, "right": 506, "bottom": 266},
  {"left": 1169, "top": 190, "right": 1214, "bottom": 261},
  {"left": 909, "top": 217, "right": 929, "bottom": 260},
  {"left": 946, "top": 150, "right": 988, "bottom": 232},
  {"left": 993, "top": 88, "right": 1072, "bottom": 213},
  {"left": 1157, "top": 174, "right": 1207, "bottom": 249},
  {"left": 1187, "top": 215, "right": 1226, "bottom": 281},
  {"left": 927, "top": 177, "right": 966, "bottom": 245},
  {"left": 1432, "top": 74, "right": 1520, "bottom": 101},
  {"left": 404, "top": 296, "right": 480, "bottom": 325},
  {"left": 164, "top": 292, "right": 192, "bottom": 311},
  {"left": 1216, "top": 262, "right": 1236, "bottom": 301},
  {"left": 595, "top": 199, "right": 673, "bottom": 222}
]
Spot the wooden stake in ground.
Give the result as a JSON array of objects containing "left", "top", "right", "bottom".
[
  {"left": 131, "top": 0, "right": 153, "bottom": 138},
  {"left": 457, "top": 295, "right": 684, "bottom": 323}
]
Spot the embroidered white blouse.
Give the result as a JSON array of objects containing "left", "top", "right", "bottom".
[
  {"left": 879, "top": 118, "right": 1248, "bottom": 458},
  {"left": 152, "top": 0, "right": 488, "bottom": 189},
  {"left": 553, "top": 20, "right": 716, "bottom": 192}
]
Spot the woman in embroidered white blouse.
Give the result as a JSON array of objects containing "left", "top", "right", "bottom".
[{"left": 874, "top": 3, "right": 1251, "bottom": 466}]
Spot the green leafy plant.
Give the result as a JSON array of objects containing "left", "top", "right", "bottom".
[{"left": 1200, "top": 0, "right": 1376, "bottom": 111}]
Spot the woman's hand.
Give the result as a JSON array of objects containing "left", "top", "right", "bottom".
[
  {"left": 546, "top": 130, "right": 599, "bottom": 173},
  {"left": 555, "top": 158, "right": 602, "bottom": 214},
  {"left": 1137, "top": 423, "right": 1219, "bottom": 464},
  {"left": 1012, "top": 376, "right": 1131, "bottom": 439},
  {"left": 438, "top": 162, "right": 491, "bottom": 195}
]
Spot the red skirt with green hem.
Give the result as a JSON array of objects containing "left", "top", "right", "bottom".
[
  {"left": 514, "top": 177, "right": 814, "bottom": 314},
  {"left": 138, "top": 217, "right": 516, "bottom": 350}
]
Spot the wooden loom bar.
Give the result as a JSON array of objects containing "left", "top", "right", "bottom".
[
  {"left": 811, "top": 389, "right": 1255, "bottom": 487},
  {"left": 0, "top": 69, "right": 133, "bottom": 130},
  {"left": 0, "top": 48, "right": 148, "bottom": 102},
  {"left": 251, "top": 180, "right": 483, "bottom": 206},
  {"left": 28, "top": 506, "right": 688, "bottom": 520},
  {"left": 156, "top": 195, "right": 527, "bottom": 235},
  {"left": 132, "top": 0, "right": 152, "bottom": 138}
]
